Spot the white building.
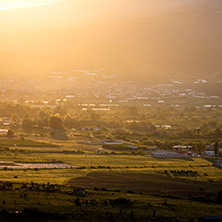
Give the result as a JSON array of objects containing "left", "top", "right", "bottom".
[
  {"left": 212, "top": 160, "right": 222, "bottom": 168},
  {"left": 173, "top": 145, "right": 192, "bottom": 150},
  {"left": 151, "top": 150, "right": 179, "bottom": 158},
  {"left": 203, "top": 151, "right": 215, "bottom": 156},
  {"left": 218, "top": 149, "right": 222, "bottom": 157},
  {"left": 126, "top": 145, "right": 139, "bottom": 149},
  {"left": 155, "top": 125, "right": 171, "bottom": 129},
  {"left": 95, "top": 149, "right": 104, "bottom": 155},
  {"left": 0, "top": 129, "right": 8, "bottom": 135},
  {"left": 187, "top": 151, "right": 198, "bottom": 158},
  {"left": 99, "top": 139, "right": 124, "bottom": 145},
  {"left": 1, "top": 118, "right": 12, "bottom": 126}
]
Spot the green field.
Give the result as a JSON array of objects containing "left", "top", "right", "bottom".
[
  {"left": 0, "top": 139, "right": 57, "bottom": 147},
  {"left": 0, "top": 180, "right": 222, "bottom": 222},
  {"left": 0, "top": 136, "right": 222, "bottom": 221}
]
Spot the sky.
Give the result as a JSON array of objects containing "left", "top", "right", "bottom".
[{"left": 0, "top": 0, "right": 62, "bottom": 10}]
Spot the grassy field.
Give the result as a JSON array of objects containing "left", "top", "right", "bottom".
[
  {"left": 0, "top": 136, "right": 222, "bottom": 221},
  {"left": 1, "top": 150, "right": 222, "bottom": 183},
  {"left": 67, "top": 170, "right": 222, "bottom": 197},
  {"left": 0, "top": 168, "right": 88, "bottom": 184},
  {"left": 0, "top": 183, "right": 222, "bottom": 222},
  {"left": 0, "top": 139, "right": 57, "bottom": 147}
]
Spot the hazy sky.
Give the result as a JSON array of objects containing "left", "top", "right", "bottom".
[{"left": 0, "top": 0, "right": 62, "bottom": 10}]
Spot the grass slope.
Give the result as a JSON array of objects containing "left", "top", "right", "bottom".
[{"left": 67, "top": 171, "right": 222, "bottom": 198}]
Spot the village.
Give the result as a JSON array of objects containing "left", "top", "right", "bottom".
[
  {"left": 0, "top": 75, "right": 222, "bottom": 109},
  {"left": 1, "top": 78, "right": 222, "bottom": 222}
]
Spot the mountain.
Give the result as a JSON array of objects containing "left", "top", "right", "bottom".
[
  {"left": 0, "top": 0, "right": 222, "bottom": 81},
  {"left": 0, "top": 0, "right": 207, "bottom": 31}
]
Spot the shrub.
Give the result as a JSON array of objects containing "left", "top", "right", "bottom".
[{"left": 126, "top": 190, "right": 134, "bottom": 194}]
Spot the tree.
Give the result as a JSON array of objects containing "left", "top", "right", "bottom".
[
  {"left": 7, "top": 130, "right": 14, "bottom": 138},
  {"left": 22, "top": 114, "right": 35, "bottom": 130},
  {"left": 216, "top": 190, "right": 222, "bottom": 204},
  {"left": 215, "top": 128, "right": 222, "bottom": 137},
  {"left": 53, "top": 106, "right": 67, "bottom": 116},
  {"left": 128, "top": 106, "right": 138, "bottom": 117},
  {"left": 90, "top": 113, "right": 100, "bottom": 121},
  {"left": 214, "top": 142, "right": 219, "bottom": 155},
  {"left": 195, "top": 142, "right": 206, "bottom": 154},
  {"left": 11, "top": 115, "right": 20, "bottom": 124},
  {"left": 63, "top": 115, "right": 78, "bottom": 129},
  {"left": 49, "top": 116, "right": 63, "bottom": 130},
  {"left": 208, "top": 121, "right": 217, "bottom": 128},
  {"left": 38, "top": 110, "right": 50, "bottom": 127}
]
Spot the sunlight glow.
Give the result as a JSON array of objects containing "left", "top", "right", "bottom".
[{"left": 0, "top": 0, "right": 61, "bottom": 10}]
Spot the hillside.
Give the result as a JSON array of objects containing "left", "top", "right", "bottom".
[{"left": 0, "top": 0, "right": 222, "bottom": 82}]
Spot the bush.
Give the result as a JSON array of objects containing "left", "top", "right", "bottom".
[
  {"left": 126, "top": 190, "right": 135, "bottom": 194},
  {"left": 109, "top": 198, "right": 131, "bottom": 207},
  {"left": 100, "top": 188, "right": 108, "bottom": 191},
  {"left": 77, "top": 166, "right": 86, "bottom": 169},
  {"left": 7, "top": 130, "right": 14, "bottom": 138}
]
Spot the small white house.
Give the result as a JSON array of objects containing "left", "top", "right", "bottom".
[
  {"left": 99, "top": 139, "right": 124, "bottom": 145},
  {"left": 151, "top": 150, "right": 179, "bottom": 158},
  {"left": 2, "top": 118, "right": 12, "bottom": 126},
  {"left": 203, "top": 151, "right": 215, "bottom": 156},
  {"left": 187, "top": 151, "right": 198, "bottom": 158},
  {"left": 173, "top": 145, "right": 192, "bottom": 150},
  {"left": 0, "top": 129, "right": 8, "bottom": 135},
  {"left": 95, "top": 149, "right": 104, "bottom": 155},
  {"left": 126, "top": 145, "right": 139, "bottom": 149},
  {"left": 155, "top": 125, "right": 171, "bottom": 129},
  {"left": 212, "top": 160, "right": 222, "bottom": 168},
  {"left": 218, "top": 149, "right": 222, "bottom": 157}
]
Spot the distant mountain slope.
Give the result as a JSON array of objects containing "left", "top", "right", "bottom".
[
  {"left": 0, "top": 0, "right": 222, "bottom": 81},
  {"left": 0, "top": 0, "right": 211, "bottom": 30}
]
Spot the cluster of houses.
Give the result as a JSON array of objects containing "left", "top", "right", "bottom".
[
  {"left": 151, "top": 146, "right": 222, "bottom": 169},
  {"left": 151, "top": 145, "right": 198, "bottom": 158},
  {"left": 201, "top": 151, "right": 216, "bottom": 157},
  {"left": 212, "top": 160, "right": 222, "bottom": 168},
  {"left": 2, "top": 118, "right": 12, "bottom": 126},
  {"left": 151, "top": 150, "right": 198, "bottom": 158},
  {"left": 151, "top": 150, "right": 222, "bottom": 158},
  {"left": 151, "top": 149, "right": 222, "bottom": 159},
  {"left": 150, "top": 144, "right": 222, "bottom": 159},
  {"left": 1, "top": 117, "right": 20, "bottom": 129}
]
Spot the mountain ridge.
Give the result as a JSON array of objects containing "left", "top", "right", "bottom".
[{"left": 0, "top": 0, "right": 222, "bottom": 82}]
